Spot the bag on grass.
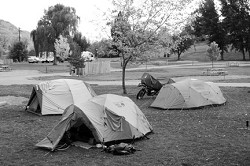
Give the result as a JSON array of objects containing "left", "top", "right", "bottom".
[{"left": 104, "top": 143, "right": 138, "bottom": 155}]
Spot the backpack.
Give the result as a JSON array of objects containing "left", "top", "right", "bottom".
[{"left": 104, "top": 142, "right": 139, "bottom": 155}]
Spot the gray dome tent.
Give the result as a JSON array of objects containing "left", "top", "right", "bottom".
[
  {"left": 36, "top": 94, "right": 153, "bottom": 151},
  {"left": 151, "top": 79, "right": 226, "bottom": 109}
]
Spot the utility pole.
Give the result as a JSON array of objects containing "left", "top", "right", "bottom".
[{"left": 18, "top": 28, "right": 21, "bottom": 41}]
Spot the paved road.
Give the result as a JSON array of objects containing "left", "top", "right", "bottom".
[
  {"left": 0, "top": 70, "right": 69, "bottom": 85},
  {"left": 0, "top": 69, "right": 249, "bottom": 87},
  {"left": 0, "top": 61, "right": 250, "bottom": 87}
]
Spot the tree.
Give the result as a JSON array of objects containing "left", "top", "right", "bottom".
[
  {"left": 0, "top": 36, "right": 9, "bottom": 54},
  {"left": 169, "top": 34, "right": 194, "bottom": 60},
  {"left": 9, "top": 41, "right": 28, "bottom": 62},
  {"left": 157, "top": 27, "right": 172, "bottom": 57},
  {"left": 0, "top": 45, "right": 3, "bottom": 57},
  {"left": 67, "top": 38, "right": 85, "bottom": 75},
  {"left": 246, "top": 15, "right": 250, "bottom": 59},
  {"left": 220, "top": 0, "right": 250, "bottom": 60},
  {"left": 207, "top": 41, "right": 221, "bottom": 68},
  {"left": 109, "top": 0, "right": 192, "bottom": 94},
  {"left": 28, "top": 49, "right": 36, "bottom": 57},
  {"left": 193, "top": 0, "right": 228, "bottom": 60},
  {"left": 87, "top": 41, "right": 99, "bottom": 57},
  {"left": 31, "top": 4, "right": 80, "bottom": 65},
  {"left": 54, "top": 35, "right": 70, "bottom": 61},
  {"left": 73, "top": 32, "right": 90, "bottom": 52},
  {"left": 30, "top": 30, "right": 39, "bottom": 57}
]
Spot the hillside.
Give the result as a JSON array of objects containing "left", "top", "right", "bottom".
[
  {"left": 180, "top": 41, "right": 249, "bottom": 61},
  {"left": 0, "top": 19, "right": 33, "bottom": 53},
  {"left": 160, "top": 41, "right": 249, "bottom": 62}
]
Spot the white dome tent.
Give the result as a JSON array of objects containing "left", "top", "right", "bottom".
[{"left": 26, "top": 79, "right": 96, "bottom": 115}]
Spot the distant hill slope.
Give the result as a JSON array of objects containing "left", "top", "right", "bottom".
[{"left": 0, "top": 19, "right": 33, "bottom": 52}]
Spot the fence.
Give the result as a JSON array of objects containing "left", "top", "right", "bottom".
[
  {"left": 71, "top": 61, "right": 111, "bottom": 76},
  {"left": 83, "top": 61, "right": 110, "bottom": 75}
]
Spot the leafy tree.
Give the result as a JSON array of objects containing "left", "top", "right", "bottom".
[
  {"left": 31, "top": 4, "right": 80, "bottom": 64},
  {"left": 170, "top": 34, "right": 194, "bottom": 60},
  {"left": 246, "top": 17, "right": 250, "bottom": 59},
  {"left": 9, "top": 41, "right": 28, "bottom": 62},
  {"left": 157, "top": 27, "right": 172, "bottom": 57},
  {"left": 28, "top": 49, "right": 36, "bottom": 57},
  {"left": 87, "top": 41, "right": 99, "bottom": 57},
  {"left": 109, "top": 0, "right": 192, "bottom": 94},
  {"left": 73, "top": 32, "right": 90, "bottom": 52},
  {"left": 0, "top": 36, "right": 9, "bottom": 53},
  {"left": 37, "top": 22, "right": 56, "bottom": 56},
  {"left": 54, "top": 35, "right": 70, "bottom": 60},
  {"left": 193, "top": 0, "right": 228, "bottom": 60},
  {"left": 30, "top": 30, "right": 39, "bottom": 57},
  {"left": 0, "top": 45, "right": 3, "bottom": 57},
  {"left": 67, "top": 38, "right": 84, "bottom": 75},
  {"left": 87, "top": 40, "right": 113, "bottom": 58},
  {"left": 220, "top": 0, "right": 250, "bottom": 60},
  {"left": 207, "top": 41, "right": 221, "bottom": 67}
]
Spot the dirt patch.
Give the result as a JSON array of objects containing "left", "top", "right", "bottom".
[{"left": 0, "top": 96, "right": 28, "bottom": 106}]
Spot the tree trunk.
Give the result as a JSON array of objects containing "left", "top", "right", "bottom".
[
  {"left": 121, "top": 54, "right": 132, "bottom": 94},
  {"left": 221, "top": 50, "right": 224, "bottom": 60},
  {"left": 122, "top": 63, "right": 127, "bottom": 94},
  {"left": 53, "top": 50, "right": 57, "bottom": 65},
  {"left": 177, "top": 53, "right": 181, "bottom": 60},
  {"left": 242, "top": 49, "right": 246, "bottom": 61},
  {"left": 35, "top": 44, "right": 39, "bottom": 57}
]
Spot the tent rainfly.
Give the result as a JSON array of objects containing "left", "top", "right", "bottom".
[
  {"left": 151, "top": 79, "right": 226, "bottom": 109},
  {"left": 36, "top": 94, "right": 153, "bottom": 151},
  {"left": 25, "top": 79, "right": 96, "bottom": 115}
]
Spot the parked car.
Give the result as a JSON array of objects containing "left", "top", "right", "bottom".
[
  {"left": 28, "top": 56, "right": 40, "bottom": 63},
  {"left": 81, "top": 51, "right": 95, "bottom": 62},
  {"left": 41, "top": 55, "right": 54, "bottom": 63}
]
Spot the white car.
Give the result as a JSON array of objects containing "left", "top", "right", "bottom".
[
  {"left": 28, "top": 56, "right": 40, "bottom": 63},
  {"left": 81, "top": 51, "right": 95, "bottom": 62},
  {"left": 41, "top": 55, "right": 54, "bottom": 63}
]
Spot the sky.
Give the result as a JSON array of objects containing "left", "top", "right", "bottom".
[
  {"left": 0, "top": 0, "right": 210, "bottom": 42},
  {"left": 0, "top": 0, "right": 112, "bottom": 42}
]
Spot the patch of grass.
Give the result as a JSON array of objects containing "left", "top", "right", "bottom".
[
  {"left": 9, "top": 62, "right": 70, "bottom": 73},
  {"left": 0, "top": 84, "right": 250, "bottom": 166},
  {"left": 1, "top": 43, "right": 250, "bottom": 165},
  {"left": 0, "top": 84, "right": 33, "bottom": 98},
  {"left": 167, "top": 41, "right": 249, "bottom": 62},
  {"left": 215, "top": 78, "right": 250, "bottom": 83}
]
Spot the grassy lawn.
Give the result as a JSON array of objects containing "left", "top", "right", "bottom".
[
  {"left": 0, "top": 84, "right": 250, "bottom": 166},
  {"left": 1, "top": 44, "right": 250, "bottom": 165},
  {"left": 9, "top": 62, "right": 71, "bottom": 73}
]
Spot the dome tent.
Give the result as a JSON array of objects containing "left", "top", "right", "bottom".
[
  {"left": 151, "top": 79, "right": 226, "bottom": 109},
  {"left": 25, "top": 79, "right": 96, "bottom": 115},
  {"left": 36, "top": 94, "right": 153, "bottom": 151}
]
